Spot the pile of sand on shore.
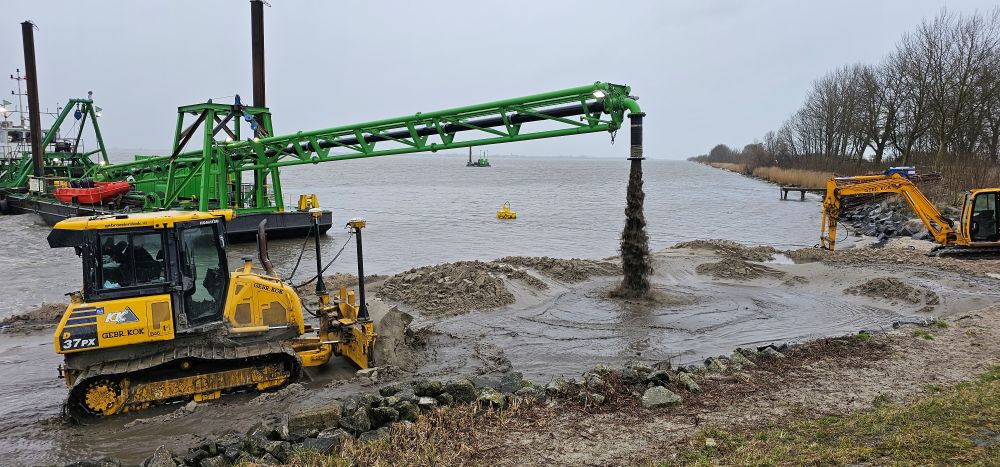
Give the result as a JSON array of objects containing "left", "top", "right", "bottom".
[
  {"left": 696, "top": 257, "right": 785, "bottom": 281},
  {"left": 674, "top": 239, "right": 776, "bottom": 262},
  {"left": 1, "top": 303, "right": 65, "bottom": 330},
  {"left": 378, "top": 256, "right": 619, "bottom": 317},
  {"left": 784, "top": 245, "right": 1000, "bottom": 279},
  {"left": 378, "top": 261, "right": 517, "bottom": 317},
  {"left": 845, "top": 277, "right": 940, "bottom": 305},
  {"left": 782, "top": 247, "right": 829, "bottom": 263},
  {"left": 497, "top": 256, "right": 619, "bottom": 282}
]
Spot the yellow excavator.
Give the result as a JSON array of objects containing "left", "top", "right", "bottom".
[
  {"left": 47, "top": 209, "right": 373, "bottom": 421},
  {"left": 820, "top": 168, "right": 1000, "bottom": 255}
]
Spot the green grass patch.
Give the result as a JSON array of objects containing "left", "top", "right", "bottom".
[
  {"left": 931, "top": 320, "right": 949, "bottom": 329},
  {"left": 676, "top": 366, "right": 1000, "bottom": 465},
  {"left": 912, "top": 329, "right": 935, "bottom": 340},
  {"left": 924, "top": 383, "right": 944, "bottom": 393}
]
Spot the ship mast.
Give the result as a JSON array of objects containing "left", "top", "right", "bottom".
[{"left": 10, "top": 69, "right": 27, "bottom": 128}]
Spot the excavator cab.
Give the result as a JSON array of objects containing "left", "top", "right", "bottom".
[{"left": 966, "top": 190, "right": 999, "bottom": 243}]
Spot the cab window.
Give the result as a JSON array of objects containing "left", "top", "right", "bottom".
[
  {"left": 180, "top": 224, "right": 227, "bottom": 323},
  {"left": 98, "top": 232, "right": 166, "bottom": 289},
  {"left": 971, "top": 192, "right": 998, "bottom": 242}
]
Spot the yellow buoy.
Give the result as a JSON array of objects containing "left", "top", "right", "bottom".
[{"left": 496, "top": 201, "right": 517, "bottom": 219}]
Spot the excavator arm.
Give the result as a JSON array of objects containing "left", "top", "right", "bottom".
[{"left": 820, "top": 174, "right": 955, "bottom": 251}]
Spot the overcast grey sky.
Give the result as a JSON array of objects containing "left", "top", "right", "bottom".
[{"left": 2, "top": 0, "right": 996, "bottom": 159}]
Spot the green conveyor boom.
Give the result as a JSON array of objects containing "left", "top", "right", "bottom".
[{"left": 8, "top": 82, "right": 640, "bottom": 214}]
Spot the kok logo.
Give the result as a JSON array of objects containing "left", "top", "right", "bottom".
[{"left": 105, "top": 307, "right": 140, "bottom": 324}]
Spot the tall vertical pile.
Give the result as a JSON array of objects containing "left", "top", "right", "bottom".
[{"left": 616, "top": 112, "right": 652, "bottom": 298}]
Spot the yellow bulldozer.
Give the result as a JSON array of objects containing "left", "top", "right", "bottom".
[
  {"left": 46, "top": 209, "right": 374, "bottom": 421},
  {"left": 820, "top": 170, "right": 1000, "bottom": 255}
]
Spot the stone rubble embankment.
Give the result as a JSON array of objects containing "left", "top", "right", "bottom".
[{"left": 840, "top": 200, "right": 957, "bottom": 242}]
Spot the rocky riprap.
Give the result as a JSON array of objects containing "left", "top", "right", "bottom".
[
  {"left": 64, "top": 344, "right": 794, "bottom": 467},
  {"left": 841, "top": 200, "right": 958, "bottom": 242}
]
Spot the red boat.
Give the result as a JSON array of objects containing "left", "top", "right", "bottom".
[{"left": 53, "top": 181, "right": 131, "bottom": 204}]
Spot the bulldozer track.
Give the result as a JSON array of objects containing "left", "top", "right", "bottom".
[{"left": 65, "top": 341, "right": 301, "bottom": 423}]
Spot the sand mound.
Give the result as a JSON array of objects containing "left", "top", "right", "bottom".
[
  {"left": 497, "top": 256, "right": 618, "bottom": 282},
  {"left": 784, "top": 244, "right": 1000, "bottom": 279},
  {"left": 844, "top": 277, "right": 939, "bottom": 305},
  {"left": 696, "top": 257, "right": 785, "bottom": 281},
  {"left": 1, "top": 303, "right": 66, "bottom": 331},
  {"left": 673, "top": 239, "right": 776, "bottom": 262},
  {"left": 499, "top": 266, "right": 549, "bottom": 290},
  {"left": 378, "top": 261, "right": 515, "bottom": 317},
  {"left": 322, "top": 272, "right": 362, "bottom": 290},
  {"left": 377, "top": 256, "right": 614, "bottom": 316},
  {"left": 783, "top": 248, "right": 829, "bottom": 263}
]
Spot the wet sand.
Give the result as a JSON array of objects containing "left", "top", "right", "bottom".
[{"left": 0, "top": 241, "right": 997, "bottom": 465}]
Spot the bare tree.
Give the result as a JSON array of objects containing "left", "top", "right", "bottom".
[
  {"left": 887, "top": 33, "right": 932, "bottom": 165},
  {"left": 858, "top": 63, "right": 897, "bottom": 165},
  {"left": 691, "top": 7, "right": 1000, "bottom": 183},
  {"left": 918, "top": 8, "right": 1000, "bottom": 164}
]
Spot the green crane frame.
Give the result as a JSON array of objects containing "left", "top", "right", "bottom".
[{"left": 8, "top": 82, "right": 640, "bottom": 214}]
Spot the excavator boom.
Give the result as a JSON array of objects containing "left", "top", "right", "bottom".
[{"left": 820, "top": 174, "right": 956, "bottom": 251}]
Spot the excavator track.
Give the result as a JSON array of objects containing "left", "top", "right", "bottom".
[
  {"left": 65, "top": 341, "right": 301, "bottom": 423},
  {"left": 929, "top": 246, "right": 1000, "bottom": 257}
]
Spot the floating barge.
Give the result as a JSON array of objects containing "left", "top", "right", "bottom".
[{"left": 2, "top": 5, "right": 642, "bottom": 243}]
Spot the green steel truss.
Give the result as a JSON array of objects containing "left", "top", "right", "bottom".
[
  {"left": 0, "top": 98, "right": 108, "bottom": 189},
  {"left": 12, "top": 82, "right": 640, "bottom": 214}
]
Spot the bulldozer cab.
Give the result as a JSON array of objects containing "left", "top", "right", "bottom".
[
  {"left": 176, "top": 219, "right": 230, "bottom": 325},
  {"left": 965, "top": 190, "right": 999, "bottom": 243},
  {"left": 48, "top": 210, "right": 233, "bottom": 332}
]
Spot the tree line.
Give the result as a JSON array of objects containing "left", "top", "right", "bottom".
[{"left": 691, "top": 8, "right": 1000, "bottom": 176}]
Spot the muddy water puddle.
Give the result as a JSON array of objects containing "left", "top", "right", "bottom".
[
  {"left": 387, "top": 248, "right": 1000, "bottom": 387},
  {"left": 427, "top": 251, "right": 999, "bottom": 379}
]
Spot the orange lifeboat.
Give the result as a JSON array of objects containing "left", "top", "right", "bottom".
[{"left": 53, "top": 181, "right": 131, "bottom": 204}]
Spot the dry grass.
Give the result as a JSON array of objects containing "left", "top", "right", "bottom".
[
  {"left": 751, "top": 166, "right": 832, "bottom": 188},
  {"left": 283, "top": 399, "right": 548, "bottom": 466},
  {"left": 677, "top": 366, "right": 1000, "bottom": 465},
  {"left": 930, "top": 156, "right": 1000, "bottom": 205},
  {"left": 709, "top": 162, "right": 748, "bottom": 174}
]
